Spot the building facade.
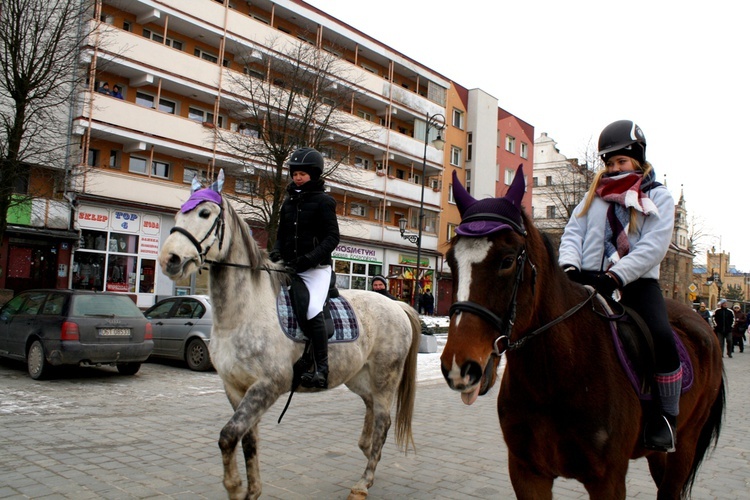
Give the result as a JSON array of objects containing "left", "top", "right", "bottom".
[{"left": 1, "top": 0, "right": 534, "bottom": 312}]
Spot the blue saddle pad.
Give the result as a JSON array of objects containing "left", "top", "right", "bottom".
[{"left": 276, "top": 287, "right": 359, "bottom": 343}]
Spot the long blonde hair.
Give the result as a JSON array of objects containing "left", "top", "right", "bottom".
[{"left": 577, "top": 159, "right": 653, "bottom": 232}]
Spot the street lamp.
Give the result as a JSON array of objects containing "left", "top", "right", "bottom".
[
  {"left": 399, "top": 112, "right": 445, "bottom": 308},
  {"left": 706, "top": 268, "right": 723, "bottom": 307}
]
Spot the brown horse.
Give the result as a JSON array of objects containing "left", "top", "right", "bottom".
[{"left": 440, "top": 167, "right": 724, "bottom": 499}]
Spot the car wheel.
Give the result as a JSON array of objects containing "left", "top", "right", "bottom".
[
  {"left": 186, "top": 338, "right": 212, "bottom": 371},
  {"left": 27, "top": 340, "right": 51, "bottom": 380},
  {"left": 116, "top": 362, "right": 141, "bottom": 375}
]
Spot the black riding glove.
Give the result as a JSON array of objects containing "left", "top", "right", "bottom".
[
  {"left": 269, "top": 249, "right": 282, "bottom": 263},
  {"left": 562, "top": 265, "right": 582, "bottom": 283},
  {"left": 591, "top": 272, "right": 621, "bottom": 296}
]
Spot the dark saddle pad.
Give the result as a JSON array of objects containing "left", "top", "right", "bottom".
[
  {"left": 609, "top": 306, "right": 694, "bottom": 400},
  {"left": 276, "top": 287, "right": 359, "bottom": 342}
]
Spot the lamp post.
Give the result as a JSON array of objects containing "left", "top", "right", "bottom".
[{"left": 399, "top": 112, "right": 445, "bottom": 308}]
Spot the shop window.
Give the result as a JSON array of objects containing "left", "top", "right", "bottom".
[{"left": 333, "top": 259, "right": 382, "bottom": 291}]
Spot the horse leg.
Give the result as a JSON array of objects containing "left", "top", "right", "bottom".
[
  {"left": 241, "top": 424, "right": 262, "bottom": 499},
  {"left": 358, "top": 394, "right": 375, "bottom": 457},
  {"left": 508, "top": 454, "right": 554, "bottom": 500},
  {"left": 348, "top": 395, "right": 392, "bottom": 500},
  {"left": 218, "top": 382, "right": 281, "bottom": 500},
  {"left": 649, "top": 427, "right": 701, "bottom": 500}
]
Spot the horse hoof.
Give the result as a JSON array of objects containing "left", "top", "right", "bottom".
[{"left": 347, "top": 490, "right": 368, "bottom": 500}]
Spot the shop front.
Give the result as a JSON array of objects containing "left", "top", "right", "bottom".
[
  {"left": 332, "top": 243, "right": 383, "bottom": 291},
  {"left": 73, "top": 204, "right": 162, "bottom": 307},
  {"left": 388, "top": 253, "right": 433, "bottom": 307}
]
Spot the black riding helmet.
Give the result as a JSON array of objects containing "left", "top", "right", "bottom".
[
  {"left": 288, "top": 147, "right": 324, "bottom": 180},
  {"left": 598, "top": 120, "right": 647, "bottom": 165}
]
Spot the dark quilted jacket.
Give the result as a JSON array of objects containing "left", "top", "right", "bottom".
[{"left": 273, "top": 178, "right": 339, "bottom": 271}]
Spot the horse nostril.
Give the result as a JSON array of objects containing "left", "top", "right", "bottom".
[
  {"left": 462, "top": 361, "right": 483, "bottom": 386},
  {"left": 168, "top": 254, "right": 181, "bottom": 265}
]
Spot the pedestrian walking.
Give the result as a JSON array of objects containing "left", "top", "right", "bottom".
[
  {"left": 731, "top": 304, "right": 747, "bottom": 353},
  {"left": 714, "top": 299, "right": 735, "bottom": 358}
]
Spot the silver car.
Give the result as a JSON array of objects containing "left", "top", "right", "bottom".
[
  {"left": 0, "top": 289, "right": 153, "bottom": 379},
  {"left": 144, "top": 295, "right": 213, "bottom": 371}
]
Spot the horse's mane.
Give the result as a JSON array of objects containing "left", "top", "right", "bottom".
[{"left": 221, "top": 197, "right": 290, "bottom": 290}]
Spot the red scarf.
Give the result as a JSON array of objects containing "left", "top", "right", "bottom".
[{"left": 595, "top": 173, "right": 658, "bottom": 264}]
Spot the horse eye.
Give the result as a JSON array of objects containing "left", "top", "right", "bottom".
[
  {"left": 198, "top": 208, "right": 211, "bottom": 218},
  {"left": 500, "top": 257, "right": 515, "bottom": 270}
]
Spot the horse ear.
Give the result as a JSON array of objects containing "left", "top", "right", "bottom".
[
  {"left": 505, "top": 164, "right": 525, "bottom": 210},
  {"left": 210, "top": 169, "right": 225, "bottom": 193},
  {"left": 191, "top": 175, "right": 202, "bottom": 193},
  {"left": 452, "top": 170, "right": 477, "bottom": 217}
]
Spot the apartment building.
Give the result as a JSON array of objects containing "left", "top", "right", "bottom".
[{"left": 1, "top": 0, "right": 534, "bottom": 312}]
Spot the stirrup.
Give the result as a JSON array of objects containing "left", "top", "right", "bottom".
[{"left": 643, "top": 414, "right": 676, "bottom": 453}]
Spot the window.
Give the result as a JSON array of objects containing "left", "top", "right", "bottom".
[
  {"left": 532, "top": 177, "right": 539, "bottom": 187},
  {"left": 411, "top": 173, "right": 420, "bottom": 185},
  {"left": 109, "top": 150, "right": 121, "bottom": 169},
  {"left": 350, "top": 203, "right": 367, "bottom": 217},
  {"left": 183, "top": 167, "right": 208, "bottom": 184},
  {"left": 396, "top": 169, "right": 405, "bottom": 180},
  {"left": 452, "top": 108, "right": 464, "bottom": 129},
  {"left": 129, "top": 156, "right": 169, "bottom": 178},
  {"left": 135, "top": 92, "right": 176, "bottom": 114},
  {"left": 546, "top": 176, "right": 553, "bottom": 186},
  {"left": 374, "top": 207, "right": 390, "bottom": 223},
  {"left": 546, "top": 206, "right": 556, "bottom": 218},
  {"left": 505, "top": 168, "right": 515, "bottom": 186},
  {"left": 448, "top": 184, "right": 455, "bottom": 204},
  {"left": 152, "top": 160, "right": 170, "bottom": 178},
  {"left": 235, "top": 178, "right": 258, "bottom": 194},
  {"left": 237, "top": 123, "right": 260, "bottom": 137},
  {"left": 354, "top": 157, "right": 370, "bottom": 169},
  {"left": 520, "top": 142, "right": 529, "bottom": 159},
  {"left": 189, "top": 107, "right": 224, "bottom": 127},
  {"left": 244, "top": 67, "right": 265, "bottom": 80},
  {"left": 447, "top": 223, "right": 458, "bottom": 241},
  {"left": 505, "top": 135, "right": 516, "bottom": 154},
  {"left": 450, "top": 146, "right": 462, "bottom": 167},
  {"left": 142, "top": 28, "right": 183, "bottom": 50},
  {"left": 129, "top": 156, "right": 147, "bottom": 174},
  {"left": 467, "top": 132, "right": 473, "bottom": 162},
  {"left": 88, "top": 148, "right": 99, "bottom": 167},
  {"left": 194, "top": 47, "right": 218, "bottom": 63},
  {"left": 357, "top": 110, "right": 372, "bottom": 121},
  {"left": 333, "top": 259, "right": 382, "bottom": 291}
]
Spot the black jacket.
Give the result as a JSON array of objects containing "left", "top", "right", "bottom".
[
  {"left": 273, "top": 178, "right": 340, "bottom": 272},
  {"left": 714, "top": 307, "right": 734, "bottom": 334}
]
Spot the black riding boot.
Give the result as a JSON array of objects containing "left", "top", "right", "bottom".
[
  {"left": 300, "top": 312, "right": 329, "bottom": 389},
  {"left": 643, "top": 412, "right": 677, "bottom": 453}
]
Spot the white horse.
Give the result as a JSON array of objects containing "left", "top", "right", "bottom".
[{"left": 158, "top": 175, "right": 421, "bottom": 500}]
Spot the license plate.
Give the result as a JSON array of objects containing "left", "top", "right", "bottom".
[{"left": 98, "top": 328, "right": 131, "bottom": 337}]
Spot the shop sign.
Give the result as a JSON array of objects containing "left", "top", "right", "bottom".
[
  {"left": 332, "top": 244, "right": 380, "bottom": 262},
  {"left": 399, "top": 254, "right": 429, "bottom": 267},
  {"left": 142, "top": 214, "right": 161, "bottom": 235},
  {"left": 78, "top": 205, "right": 109, "bottom": 229},
  {"left": 111, "top": 210, "right": 141, "bottom": 232},
  {"left": 140, "top": 236, "right": 160, "bottom": 256}
]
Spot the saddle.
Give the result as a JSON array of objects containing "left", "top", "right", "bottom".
[{"left": 595, "top": 294, "right": 694, "bottom": 400}]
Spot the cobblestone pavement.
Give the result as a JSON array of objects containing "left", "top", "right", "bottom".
[{"left": 1, "top": 343, "right": 749, "bottom": 499}]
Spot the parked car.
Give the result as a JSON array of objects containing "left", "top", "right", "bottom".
[
  {"left": 0, "top": 289, "right": 153, "bottom": 379},
  {"left": 144, "top": 295, "right": 213, "bottom": 371}
]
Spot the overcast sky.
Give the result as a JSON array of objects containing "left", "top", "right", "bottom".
[{"left": 307, "top": 0, "right": 750, "bottom": 271}]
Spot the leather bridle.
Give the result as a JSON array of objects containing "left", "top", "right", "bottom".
[{"left": 448, "top": 244, "right": 595, "bottom": 357}]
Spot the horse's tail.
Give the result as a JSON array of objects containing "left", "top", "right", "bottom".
[
  {"left": 683, "top": 370, "right": 726, "bottom": 498},
  {"left": 394, "top": 302, "right": 420, "bottom": 454}
]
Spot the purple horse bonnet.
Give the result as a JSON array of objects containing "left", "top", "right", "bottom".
[
  {"left": 181, "top": 188, "right": 221, "bottom": 213},
  {"left": 453, "top": 164, "right": 526, "bottom": 237}
]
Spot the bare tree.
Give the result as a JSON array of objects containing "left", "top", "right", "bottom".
[
  {"left": 0, "top": 0, "right": 94, "bottom": 242},
  {"left": 216, "top": 36, "right": 373, "bottom": 249}
]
